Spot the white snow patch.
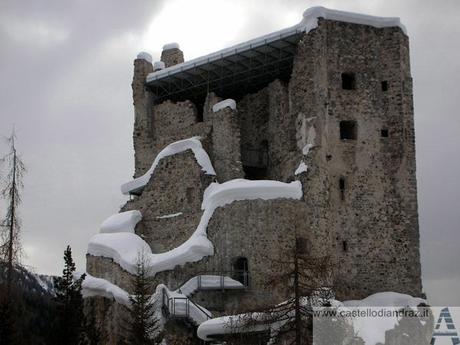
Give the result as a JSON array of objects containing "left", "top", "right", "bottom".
[
  {"left": 342, "top": 291, "right": 425, "bottom": 308},
  {"left": 162, "top": 42, "right": 179, "bottom": 50},
  {"left": 153, "top": 61, "right": 165, "bottom": 71},
  {"left": 121, "top": 137, "right": 215, "bottom": 195},
  {"left": 82, "top": 273, "right": 131, "bottom": 307},
  {"left": 136, "top": 51, "right": 152, "bottom": 63},
  {"left": 294, "top": 162, "right": 308, "bottom": 175},
  {"left": 156, "top": 212, "right": 183, "bottom": 219},
  {"left": 302, "top": 143, "right": 314, "bottom": 156},
  {"left": 148, "top": 7, "right": 405, "bottom": 83},
  {"left": 197, "top": 291, "right": 425, "bottom": 342},
  {"left": 212, "top": 99, "right": 236, "bottom": 113},
  {"left": 302, "top": 6, "right": 407, "bottom": 35},
  {"left": 178, "top": 275, "right": 244, "bottom": 296},
  {"left": 100, "top": 210, "right": 142, "bottom": 234},
  {"left": 87, "top": 233, "right": 152, "bottom": 274},
  {"left": 92, "top": 179, "right": 302, "bottom": 276}
]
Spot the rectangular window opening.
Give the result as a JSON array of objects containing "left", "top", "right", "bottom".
[
  {"left": 340, "top": 121, "right": 357, "bottom": 140},
  {"left": 342, "top": 241, "right": 348, "bottom": 252},
  {"left": 341, "top": 72, "right": 356, "bottom": 90},
  {"left": 381, "top": 80, "right": 389, "bottom": 92},
  {"left": 381, "top": 129, "right": 389, "bottom": 137}
]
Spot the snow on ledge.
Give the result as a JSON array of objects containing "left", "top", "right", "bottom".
[
  {"left": 147, "top": 7, "right": 405, "bottom": 81},
  {"left": 156, "top": 212, "right": 183, "bottom": 219},
  {"left": 100, "top": 210, "right": 142, "bottom": 234},
  {"left": 163, "top": 42, "right": 180, "bottom": 50},
  {"left": 121, "top": 137, "right": 216, "bottom": 195},
  {"left": 153, "top": 61, "right": 165, "bottom": 71},
  {"left": 294, "top": 162, "right": 308, "bottom": 175},
  {"left": 302, "top": 6, "right": 406, "bottom": 34},
  {"left": 82, "top": 273, "right": 130, "bottom": 307},
  {"left": 91, "top": 179, "right": 302, "bottom": 276},
  {"left": 212, "top": 99, "right": 236, "bottom": 113},
  {"left": 136, "top": 52, "right": 152, "bottom": 63}
]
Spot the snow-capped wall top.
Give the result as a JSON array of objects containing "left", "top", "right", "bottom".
[
  {"left": 212, "top": 99, "right": 236, "bottom": 113},
  {"left": 136, "top": 51, "right": 152, "bottom": 63},
  {"left": 147, "top": 7, "right": 405, "bottom": 81},
  {"left": 121, "top": 137, "right": 216, "bottom": 195},
  {"left": 100, "top": 210, "right": 142, "bottom": 234},
  {"left": 153, "top": 61, "right": 165, "bottom": 71},
  {"left": 163, "top": 42, "right": 180, "bottom": 50},
  {"left": 301, "top": 6, "right": 406, "bottom": 34}
]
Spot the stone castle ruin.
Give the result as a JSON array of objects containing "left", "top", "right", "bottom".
[{"left": 84, "top": 7, "right": 423, "bottom": 344}]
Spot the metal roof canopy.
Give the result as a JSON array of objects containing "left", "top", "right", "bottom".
[{"left": 146, "top": 32, "right": 303, "bottom": 105}]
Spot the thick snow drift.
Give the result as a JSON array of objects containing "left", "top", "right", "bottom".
[
  {"left": 147, "top": 7, "right": 405, "bottom": 83},
  {"left": 100, "top": 210, "right": 142, "bottom": 234},
  {"left": 121, "top": 137, "right": 216, "bottom": 195},
  {"left": 82, "top": 273, "right": 130, "bottom": 307},
  {"left": 212, "top": 99, "right": 236, "bottom": 112},
  {"left": 163, "top": 42, "right": 180, "bottom": 50},
  {"left": 90, "top": 179, "right": 302, "bottom": 276},
  {"left": 136, "top": 52, "right": 152, "bottom": 63}
]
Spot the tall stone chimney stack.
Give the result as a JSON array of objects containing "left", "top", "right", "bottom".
[{"left": 160, "top": 43, "right": 184, "bottom": 67}]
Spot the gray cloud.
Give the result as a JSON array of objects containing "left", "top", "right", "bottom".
[{"left": 0, "top": 0, "right": 458, "bottom": 306}]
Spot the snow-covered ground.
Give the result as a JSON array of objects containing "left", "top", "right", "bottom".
[{"left": 197, "top": 292, "right": 426, "bottom": 342}]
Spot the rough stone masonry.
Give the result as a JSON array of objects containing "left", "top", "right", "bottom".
[{"left": 86, "top": 10, "right": 423, "bottom": 345}]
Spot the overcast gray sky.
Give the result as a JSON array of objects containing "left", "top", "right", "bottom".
[{"left": 0, "top": 0, "right": 459, "bottom": 306}]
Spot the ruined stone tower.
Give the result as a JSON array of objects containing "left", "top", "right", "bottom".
[{"left": 84, "top": 7, "right": 422, "bottom": 345}]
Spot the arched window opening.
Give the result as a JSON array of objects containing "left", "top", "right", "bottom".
[{"left": 232, "top": 257, "right": 249, "bottom": 286}]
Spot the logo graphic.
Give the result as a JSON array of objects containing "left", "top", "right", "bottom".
[{"left": 432, "top": 308, "right": 460, "bottom": 345}]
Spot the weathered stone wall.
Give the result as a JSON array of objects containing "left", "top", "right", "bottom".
[
  {"left": 132, "top": 58, "right": 154, "bottom": 177},
  {"left": 122, "top": 150, "right": 214, "bottom": 252},
  {"left": 161, "top": 47, "right": 184, "bottom": 67},
  {"left": 289, "top": 19, "right": 422, "bottom": 299},
  {"left": 211, "top": 106, "right": 244, "bottom": 181}
]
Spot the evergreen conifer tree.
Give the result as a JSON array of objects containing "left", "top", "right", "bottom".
[
  {"left": 125, "top": 253, "right": 159, "bottom": 345},
  {"left": 53, "top": 245, "right": 86, "bottom": 345}
]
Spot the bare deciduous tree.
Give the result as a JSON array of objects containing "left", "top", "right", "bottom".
[{"left": 0, "top": 130, "right": 26, "bottom": 293}]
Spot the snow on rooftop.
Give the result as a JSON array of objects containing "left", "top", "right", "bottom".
[
  {"left": 163, "top": 42, "right": 180, "bottom": 50},
  {"left": 147, "top": 7, "right": 405, "bottom": 83},
  {"left": 100, "top": 210, "right": 142, "bottom": 234},
  {"left": 212, "top": 99, "right": 236, "bottom": 113},
  {"left": 136, "top": 51, "right": 152, "bottom": 63},
  {"left": 91, "top": 179, "right": 302, "bottom": 276},
  {"left": 121, "top": 137, "right": 215, "bottom": 195}
]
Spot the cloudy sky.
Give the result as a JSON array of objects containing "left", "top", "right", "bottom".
[{"left": 0, "top": 0, "right": 459, "bottom": 306}]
